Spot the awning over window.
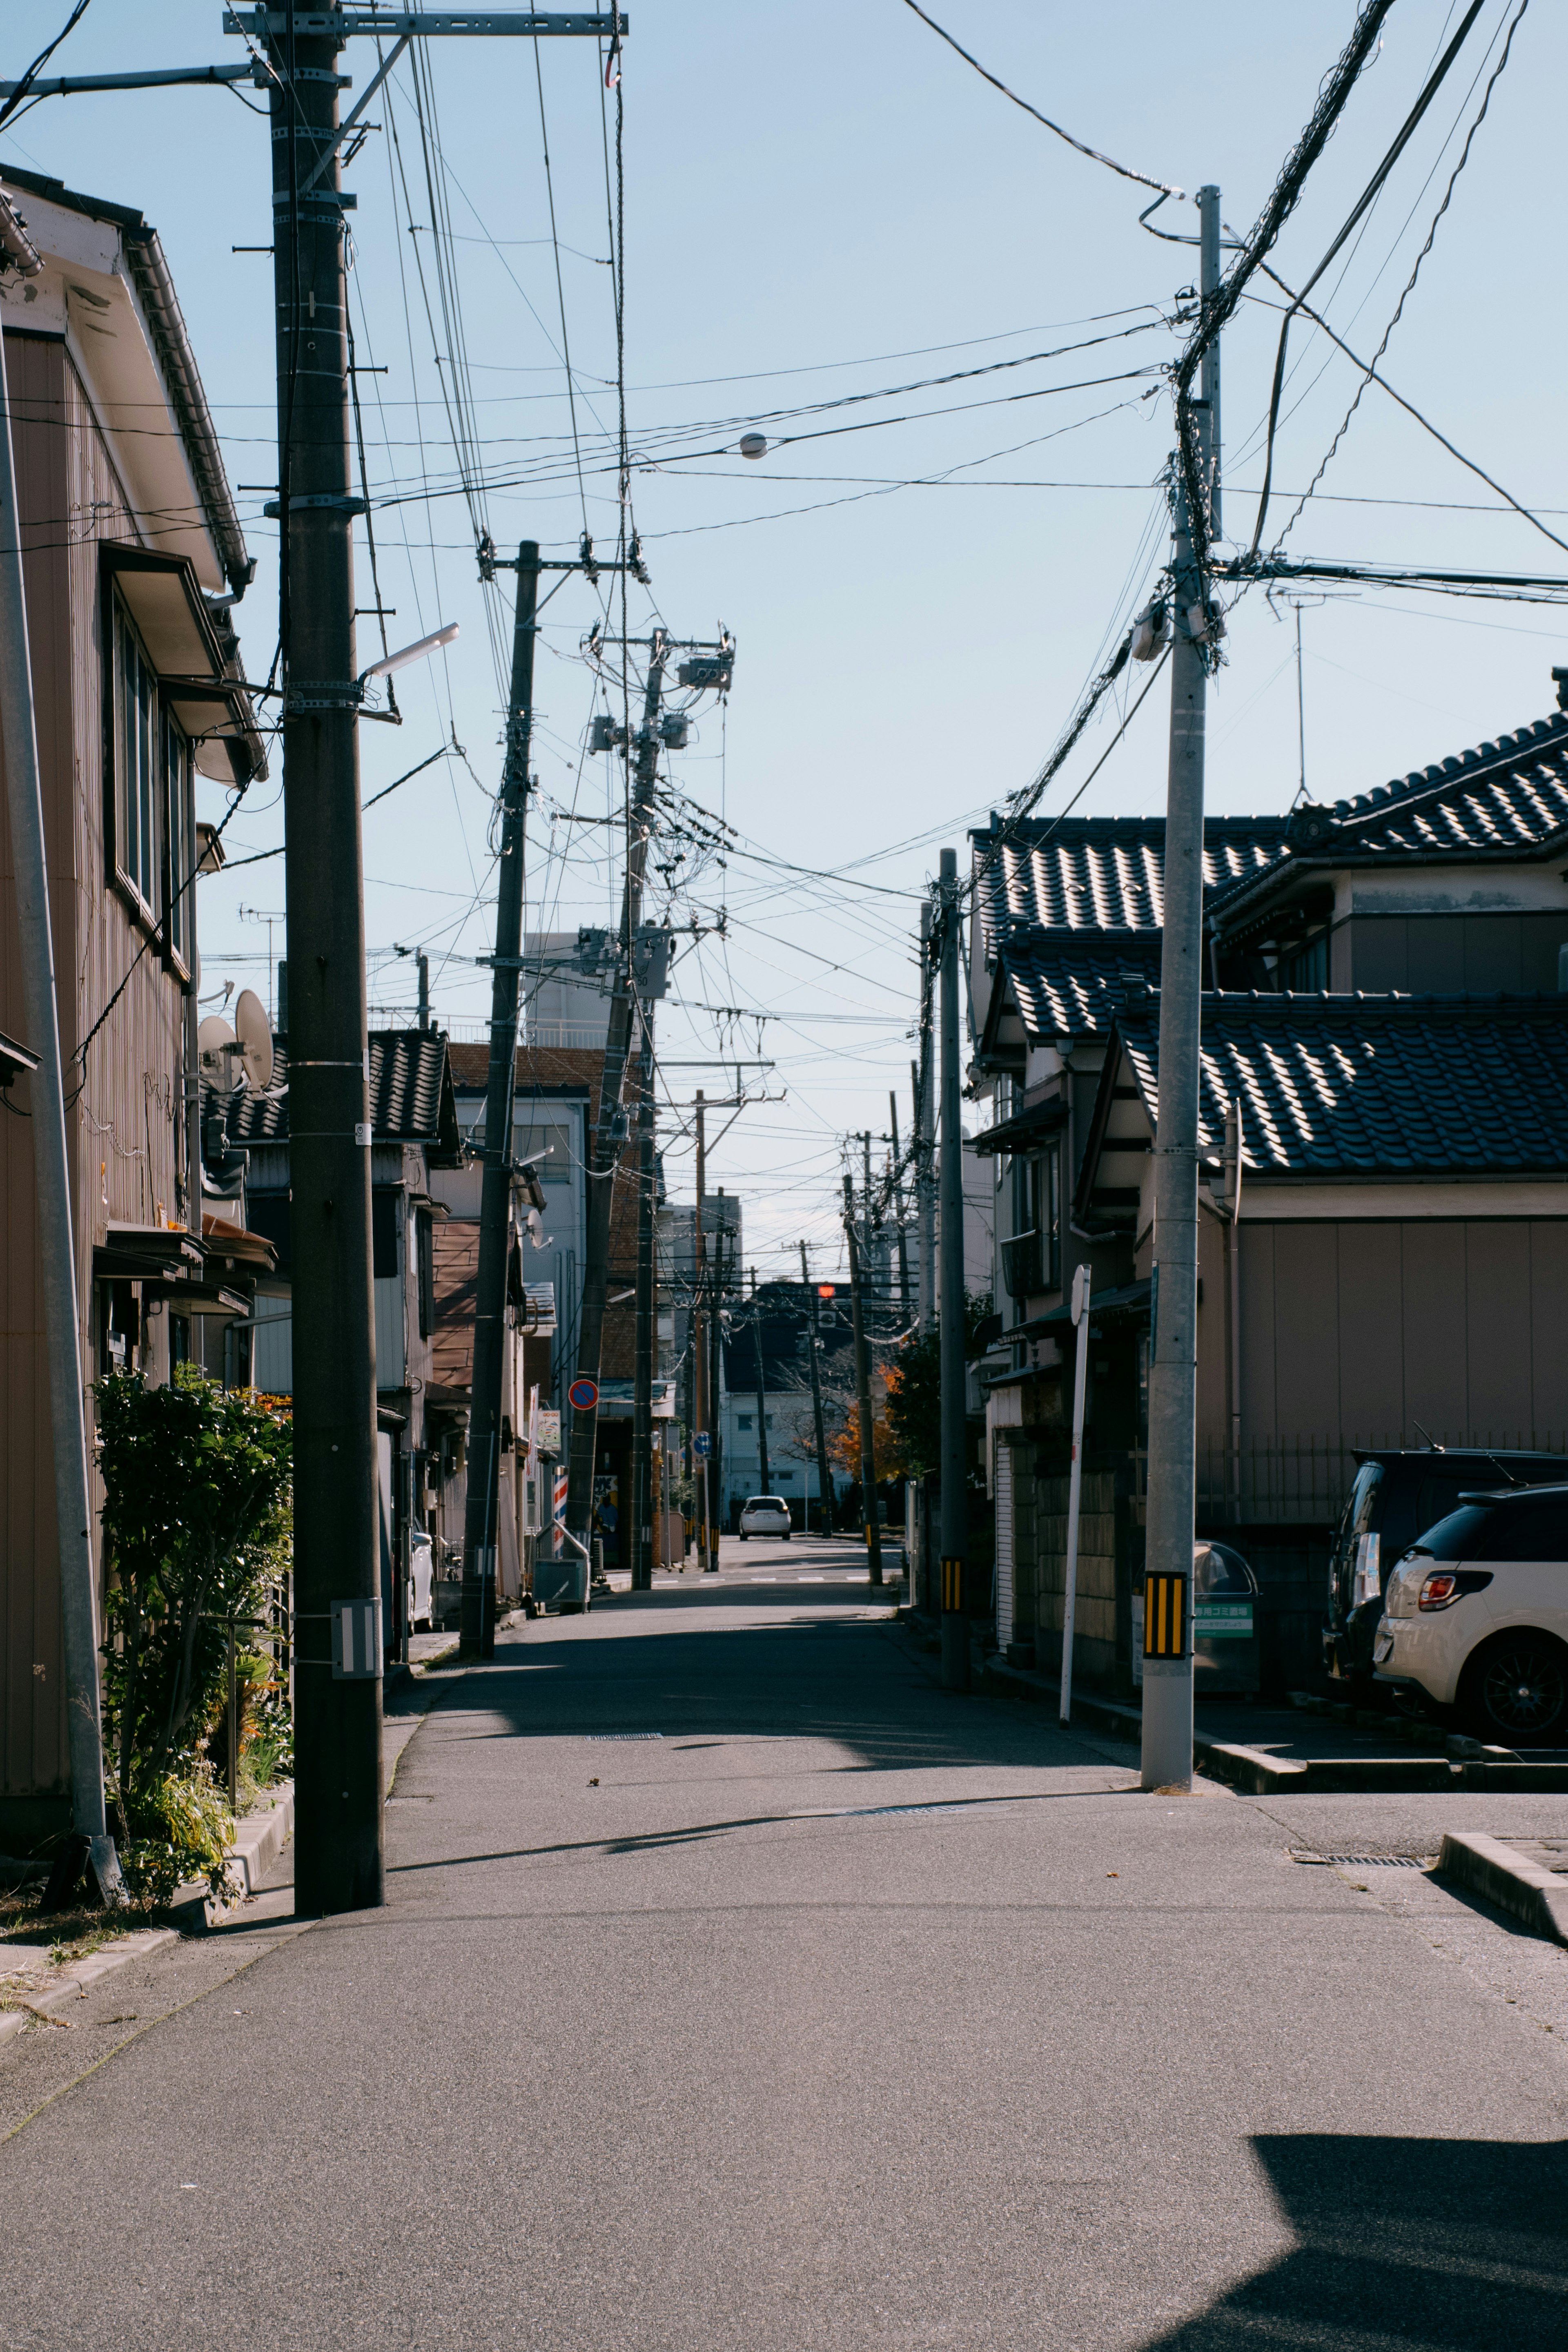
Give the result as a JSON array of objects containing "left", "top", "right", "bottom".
[
  {"left": 102, "top": 544, "right": 265, "bottom": 787},
  {"left": 970, "top": 1097, "right": 1069, "bottom": 1157}
]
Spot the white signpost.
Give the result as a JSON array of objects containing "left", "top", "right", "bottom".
[{"left": 1059, "top": 1264, "right": 1092, "bottom": 1727}]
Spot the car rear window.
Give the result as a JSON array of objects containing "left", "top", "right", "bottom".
[
  {"left": 746, "top": 1497, "right": 787, "bottom": 1510},
  {"left": 1415, "top": 1500, "right": 1568, "bottom": 1563},
  {"left": 1412, "top": 1507, "right": 1494, "bottom": 1562}
]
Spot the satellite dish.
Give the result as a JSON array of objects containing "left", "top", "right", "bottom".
[
  {"left": 198, "top": 1014, "right": 238, "bottom": 1094},
  {"left": 234, "top": 989, "right": 274, "bottom": 1092}
]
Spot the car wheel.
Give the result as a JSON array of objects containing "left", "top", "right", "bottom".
[
  {"left": 1463, "top": 1631, "right": 1568, "bottom": 1746},
  {"left": 739, "top": 1531, "right": 748, "bottom": 1541},
  {"left": 782, "top": 1532, "right": 790, "bottom": 1541}
]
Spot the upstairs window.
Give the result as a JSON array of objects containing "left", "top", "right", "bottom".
[
  {"left": 166, "top": 714, "right": 194, "bottom": 974},
  {"left": 114, "top": 597, "right": 160, "bottom": 918}
]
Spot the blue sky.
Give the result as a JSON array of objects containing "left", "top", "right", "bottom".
[{"left": 8, "top": 1, "right": 1564, "bottom": 1273}]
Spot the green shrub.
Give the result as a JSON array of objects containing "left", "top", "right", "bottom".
[{"left": 96, "top": 1367, "right": 291, "bottom": 1886}]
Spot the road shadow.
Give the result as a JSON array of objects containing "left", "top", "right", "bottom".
[
  {"left": 431, "top": 1611, "right": 1104, "bottom": 1780},
  {"left": 1141, "top": 2134, "right": 1568, "bottom": 2349}
]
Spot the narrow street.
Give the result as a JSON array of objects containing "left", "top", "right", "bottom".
[{"left": 4, "top": 1537, "right": 1567, "bottom": 2350}]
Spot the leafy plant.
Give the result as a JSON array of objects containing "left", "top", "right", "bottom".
[
  {"left": 884, "top": 1290, "right": 995, "bottom": 1476},
  {"left": 97, "top": 1367, "right": 291, "bottom": 1868}
]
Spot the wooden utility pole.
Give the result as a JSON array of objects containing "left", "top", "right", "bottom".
[{"left": 843, "top": 1175, "right": 883, "bottom": 1586}]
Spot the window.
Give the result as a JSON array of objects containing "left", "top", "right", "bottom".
[
  {"left": 1280, "top": 931, "right": 1329, "bottom": 992},
  {"left": 165, "top": 715, "right": 194, "bottom": 973},
  {"left": 114, "top": 597, "right": 160, "bottom": 915},
  {"left": 372, "top": 1189, "right": 400, "bottom": 1279},
  {"left": 1002, "top": 1145, "right": 1060, "bottom": 1308},
  {"left": 416, "top": 1210, "right": 434, "bottom": 1338},
  {"left": 738, "top": 1413, "right": 752, "bottom": 1431},
  {"left": 112, "top": 595, "right": 194, "bottom": 972}
]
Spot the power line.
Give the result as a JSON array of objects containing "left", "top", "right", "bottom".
[{"left": 897, "top": 0, "right": 1180, "bottom": 199}]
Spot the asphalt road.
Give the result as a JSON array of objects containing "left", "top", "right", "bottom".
[{"left": 4, "top": 1532, "right": 1568, "bottom": 2350}]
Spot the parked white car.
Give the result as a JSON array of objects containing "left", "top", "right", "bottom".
[
  {"left": 1374, "top": 1486, "right": 1568, "bottom": 1743},
  {"left": 739, "top": 1496, "right": 792, "bottom": 1541},
  {"left": 408, "top": 1525, "right": 435, "bottom": 1632}
]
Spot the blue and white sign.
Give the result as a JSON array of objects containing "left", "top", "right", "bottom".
[{"left": 693, "top": 1432, "right": 711, "bottom": 1459}]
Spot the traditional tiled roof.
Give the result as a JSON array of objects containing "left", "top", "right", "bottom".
[
  {"left": 228, "top": 1029, "right": 461, "bottom": 1162},
  {"left": 1209, "top": 713, "right": 1568, "bottom": 930},
  {"left": 999, "top": 931, "right": 1162, "bottom": 1039},
  {"left": 1111, "top": 990, "right": 1568, "bottom": 1179},
  {"left": 973, "top": 814, "right": 1288, "bottom": 947}
]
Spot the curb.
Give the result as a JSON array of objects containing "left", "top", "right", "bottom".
[
  {"left": 0, "top": 1925, "right": 178, "bottom": 2047},
  {"left": 977, "top": 1656, "right": 1568, "bottom": 1793},
  {"left": 1437, "top": 1830, "right": 1568, "bottom": 1943}
]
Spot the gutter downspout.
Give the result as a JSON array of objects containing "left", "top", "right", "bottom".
[{"left": 0, "top": 214, "right": 118, "bottom": 1893}]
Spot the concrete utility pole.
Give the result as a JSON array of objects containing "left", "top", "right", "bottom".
[
  {"left": 751, "top": 1280, "right": 772, "bottom": 1495},
  {"left": 693, "top": 1092, "right": 713, "bottom": 1567},
  {"left": 0, "top": 234, "right": 117, "bottom": 1895},
  {"left": 843, "top": 1177, "right": 883, "bottom": 1585},
  {"left": 269, "top": 9, "right": 383, "bottom": 1912},
  {"left": 916, "top": 896, "right": 936, "bottom": 1333},
  {"left": 460, "top": 543, "right": 539, "bottom": 1660},
  {"left": 889, "top": 1091, "right": 912, "bottom": 1322},
  {"left": 564, "top": 633, "right": 668, "bottom": 1565},
  {"left": 1141, "top": 183, "right": 1222, "bottom": 1794},
  {"left": 937, "top": 848, "right": 968, "bottom": 1690},
  {"left": 710, "top": 1205, "right": 728, "bottom": 1545},
  {"left": 801, "top": 1242, "right": 835, "bottom": 1535},
  {"left": 631, "top": 1010, "right": 655, "bottom": 1588}
]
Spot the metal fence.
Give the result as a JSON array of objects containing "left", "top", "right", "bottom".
[{"left": 1192, "top": 1432, "right": 1568, "bottom": 1527}]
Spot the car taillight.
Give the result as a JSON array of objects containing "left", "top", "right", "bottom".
[{"left": 1419, "top": 1573, "right": 1460, "bottom": 1610}]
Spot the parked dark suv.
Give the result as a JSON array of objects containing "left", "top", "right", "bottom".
[{"left": 1325, "top": 1447, "right": 1568, "bottom": 1694}]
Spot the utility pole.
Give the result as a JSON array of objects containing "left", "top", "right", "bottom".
[
  {"left": 937, "top": 847, "right": 968, "bottom": 1690},
  {"left": 564, "top": 631, "right": 668, "bottom": 1567},
  {"left": 269, "top": 7, "right": 382, "bottom": 1911},
  {"left": 843, "top": 1175, "right": 883, "bottom": 1586},
  {"left": 564, "top": 628, "right": 733, "bottom": 1562},
  {"left": 801, "top": 1242, "right": 835, "bottom": 1536},
  {"left": 751, "top": 1280, "right": 771, "bottom": 1495},
  {"left": 1141, "top": 183, "right": 1221, "bottom": 1793},
  {"left": 889, "top": 1090, "right": 912, "bottom": 1323},
  {"left": 694, "top": 1090, "right": 711, "bottom": 1569},
  {"left": 459, "top": 544, "right": 539, "bottom": 1660},
  {"left": 916, "top": 895, "right": 936, "bottom": 1334},
  {"left": 631, "top": 1008, "right": 655, "bottom": 1588},
  {"left": 710, "top": 1204, "right": 728, "bottom": 1545},
  {"left": 0, "top": 229, "right": 118, "bottom": 1898}
]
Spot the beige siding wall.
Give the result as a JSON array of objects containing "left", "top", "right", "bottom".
[{"left": 1223, "top": 1217, "right": 1568, "bottom": 1448}]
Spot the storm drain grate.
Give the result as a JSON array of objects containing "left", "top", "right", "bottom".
[
  {"left": 584, "top": 1733, "right": 664, "bottom": 1743},
  {"left": 1293, "top": 1850, "right": 1433, "bottom": 1868}
]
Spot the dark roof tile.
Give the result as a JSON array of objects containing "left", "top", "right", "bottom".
[{"left": 1112, "top": 991, "right": 1568, "bottom": 1179}]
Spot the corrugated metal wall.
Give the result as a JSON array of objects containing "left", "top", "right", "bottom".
[{"left": 2, "top": 333, "right": 194, "bottom": 1819}]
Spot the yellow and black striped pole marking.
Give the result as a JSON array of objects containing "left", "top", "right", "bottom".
[
  {"left": 941, "top": 1556, "right": 964, "bottom": 1613},
  {"left": 1143, "top": 1570, "right": 1189, "bottom": 1660}
]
